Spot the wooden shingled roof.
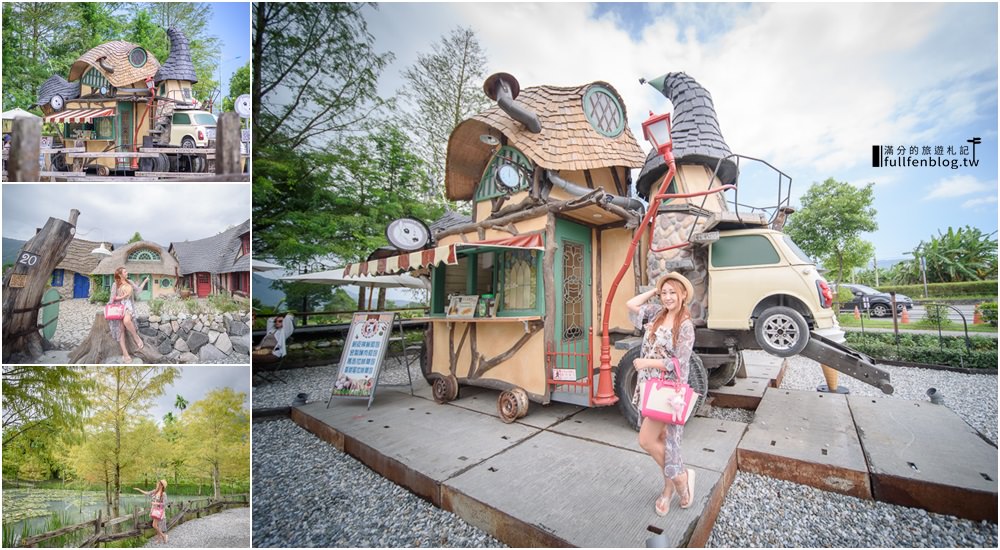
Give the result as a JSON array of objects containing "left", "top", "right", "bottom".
[
  {"left": 445, "top": 81, "right": 646, "bottom": 201},
  {"left": 68, "top": 41, "right": 160, "bottom": 88},
  {"left": 93, "top": 241, "right": 179, "bottom": 276},
  {"left": 55, "top": 239, "right": 113, "bottom": 274}
]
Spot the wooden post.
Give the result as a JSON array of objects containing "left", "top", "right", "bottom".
[
  {"left": 216, "top": 111, "right": 240, "bottom": 175},
  {"left": 8, "top": 117, "right": 41, "bottom": 182},
  {"left": 2, "top": 209, "right": 80, "bottom": 362}
]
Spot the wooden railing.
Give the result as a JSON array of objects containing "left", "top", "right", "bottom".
[{"left": 18, "top": 493, "right": 249, "bottom": 548}]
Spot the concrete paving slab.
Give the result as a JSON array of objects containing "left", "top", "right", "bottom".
[
  {"left": 549, "top": 406, "right": 747, "bottom": 475},
  {"left": 445, "top": 386, "right": 587, "bottom": 429},
  {"left": 737, "top": 388, "right": 871, "bottom": 499},
  {"left": 441, "top": 430, "right": 722, "bottom": 548},
  {"left": 709, "top": 375, "right": 769, "bottom": 409},
  {"left": 293, "top": 392, "right": 539, "bottom": 505},
  {"left": 849, "top": 395, "right": 999, "bottom": 522}
]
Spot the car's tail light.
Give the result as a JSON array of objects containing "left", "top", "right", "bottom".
[
  {"left": 198, "top": 130, "right": 205, "bottom": 140},
  {"left": 816, "top": 279, "right": 833, "bottom": 308}
]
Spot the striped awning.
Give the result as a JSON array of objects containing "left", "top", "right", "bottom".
[
  {"left": 344, "top": 234, "right": 544, "bottom": 277},
  {"left": 43, "top": 108, "right": 115, "bottom": 123}
]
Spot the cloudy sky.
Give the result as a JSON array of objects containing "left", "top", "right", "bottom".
[
  {"left": 361, "top": 2, "right": 997, "bottom": 262},
  {"left": 2, "top": 184, "right": 250, "bottom": 246},
  {"left": 146, "top": 366, "right": 250, "bottom": 425}
]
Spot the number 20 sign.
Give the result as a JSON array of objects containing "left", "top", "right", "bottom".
[{"left": 18, "top": 251, "right": 41, "bottom": 268}]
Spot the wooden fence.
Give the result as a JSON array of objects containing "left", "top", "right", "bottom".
[
  {"left": 18, "top": 493, "right": 249, "bottom": 548},
  {"left": 3, "top": 113, "right": 249, "bottom": 182}
]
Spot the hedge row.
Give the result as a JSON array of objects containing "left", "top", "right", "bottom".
[
  {"left": 877, "top": 280, "right": 998, "bottom": 298},
  {"left": 845, "top": 332, "right": 998, "bottom": 370},
  {"left": 980, "top": 302, "right": 998, "bottom": 327}
]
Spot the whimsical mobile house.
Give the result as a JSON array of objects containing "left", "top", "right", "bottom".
[
  {"left": 345, "top": 72, "right": 895, "bottom": 424},
  {"left": 34, "top": 28, "right": 213, "bottom": 175},
  {"left": 92, "top": 241, "right": 180, "bottom": 300}
]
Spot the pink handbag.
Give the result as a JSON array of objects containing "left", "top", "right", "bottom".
[
  {"left": 104, "top": 303, "right": 126, "bottom": 321},
  {"left": 150, "top": 503, "right": 164, "bottom": 520},
  {"left": 640, "top": 357, "right": 699, "bottom": 425}
]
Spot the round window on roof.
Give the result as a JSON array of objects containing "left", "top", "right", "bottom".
[
  {"left": 129, "top": 47, "right": 148, "bottom": 68},
  {"left": 583, "top": 85, "right": 625, "bottom": 138}
]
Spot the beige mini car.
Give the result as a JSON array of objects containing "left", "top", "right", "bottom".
[
  {"left": 706, "top": 227, "right": 836, "bottom": 356},
  {"left": 169, "top": 110, "right": 217, "bottom": 148}
]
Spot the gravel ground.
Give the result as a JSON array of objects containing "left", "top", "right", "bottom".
[
  {"left": 145, "top": 507, "right": 251, "bottom": 548},
  {"left": 253, "top": 352, "right": 998, "bottom": 547},
  {"left": 252, "top": 419, "right": 505, "bottom": 548}
]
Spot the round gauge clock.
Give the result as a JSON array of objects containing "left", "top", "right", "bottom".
[
  {"left": 386, "top": 217, "right": 431, "bottom": 252},
  {"left": 50, "top": 94, "right": 65, "bottom": 111},
  {"left": 496, "top": 163, "right": 521, "bottom": 190}
]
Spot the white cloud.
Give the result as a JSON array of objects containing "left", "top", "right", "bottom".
[
  {"left": 961, "top": 195, "right": 999, "bottom": 209},
  {"left": 365, "top": 3, "right": 996, "bottom": 181},
  {"left": 924, "top": 174, "right": 995, "bottom": 200}
]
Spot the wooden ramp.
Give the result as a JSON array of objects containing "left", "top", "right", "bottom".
[{"left": 292, "top": 388, "right": 745, "bottom": 547}]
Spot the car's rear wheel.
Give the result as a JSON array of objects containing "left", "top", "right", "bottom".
[
  {"left": 871, "top": 303, "right": 891, "bottom": 317},
  {"left": 754, "top": 306, "right": 809, "bottom": 357},
  {"left": 181, "top": 137, "right": 196, "bottom": 149}
]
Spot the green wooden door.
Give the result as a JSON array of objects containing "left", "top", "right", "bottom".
[
  {"left": 40, "top": 288, "right": 61, "bottom": 341},
  {"left": 118, "top": 102, "right": 134, "bottom": 149},
  {"left": 129, "top": 273, "right": 152, "bottom": 301},
  {"left": 554, "top": 218, "right": 592, "bottom": 379}
]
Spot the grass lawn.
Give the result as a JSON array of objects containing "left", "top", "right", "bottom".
[{"left": 837, "top": 314, "right": 998, "bottom": 333}]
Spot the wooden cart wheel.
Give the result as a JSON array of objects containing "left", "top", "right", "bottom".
[
  {"left": 432, "top": 375, "right": 458, "bottom": 404},
  {"left": 498, "top": 389, "right": 526, "bottom": 424},
  {"left": 95, "top": 164, "right": 110, "bottom": 177},
  {"left": 511, "top": 387, "right": 529, "bottom": 419}
]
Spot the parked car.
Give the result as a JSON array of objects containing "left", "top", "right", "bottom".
[
  {"left": 170, "top": 110, "right": 217, "bottom": 148},
  {"left": 834, "top": 283, "right": 913, "bottom": 317}
]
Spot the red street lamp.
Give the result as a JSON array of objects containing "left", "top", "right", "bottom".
[
  {"left": 642, "top": 111, "right": 673, "bottom": 156},
  {"left": 593, "top": 111, "right": 676, "bottom": 406}
]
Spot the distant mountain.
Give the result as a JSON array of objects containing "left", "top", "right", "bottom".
[
  {"left": 3, "top": 237, "right": 26, "bottom": 265},
  {"left": 252, "top": 273, "right": 286, "bottom": 307}
]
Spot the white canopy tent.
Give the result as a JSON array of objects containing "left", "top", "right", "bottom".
[
  {"left": 252, "top": 259, "right": 286, "bottom": 272},
  {"left": 2, "top": 108, "right": 40, "bottom": 120},
  {"left": 280, "top": 269, "right": 429, "bottom": 290}
]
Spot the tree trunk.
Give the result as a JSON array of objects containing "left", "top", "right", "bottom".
[
  {"left": 68, "top": 313, "right": 167, "bottom": 364},
  {"left": 213, "top": 463, "right": 221, "bottom": 499},
  {"left": 2, "top": 209, "right": 80, "bottom": 362}
]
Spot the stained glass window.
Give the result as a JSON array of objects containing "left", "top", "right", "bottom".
[
  {"left": 562, "top": 241, "right": 584, "bottom": 340},
  {"left": 502, "top": 250, "right": 537, "bottom": 311}
]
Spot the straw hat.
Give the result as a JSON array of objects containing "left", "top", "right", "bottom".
[{"left": 656, "top": 272, "right": 694, "bottom": 305}]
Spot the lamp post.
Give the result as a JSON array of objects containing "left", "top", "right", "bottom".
[
  {"left": 594, "top": 111, "right": 676, "bottom": 406},
  {"left": 218, "top": 55, "right": 242, "bottom": 114}
]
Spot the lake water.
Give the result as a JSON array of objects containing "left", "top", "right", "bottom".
[{"left": 2, "top": 488, "right": 201, "bottom": 545}]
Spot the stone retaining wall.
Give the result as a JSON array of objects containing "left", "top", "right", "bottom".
[{"left": 136, "top": 311, "right": 252, "bottom": 363}]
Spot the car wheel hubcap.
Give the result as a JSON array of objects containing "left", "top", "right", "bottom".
[{"left": 764, "top": 314, "right": 799, "bottom": 350}]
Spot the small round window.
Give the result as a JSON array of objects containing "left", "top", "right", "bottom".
[
  {"left": 583, "top": 85, "right": 625, "bottom": 138},
  {"left": 161, "top": 278, "right": 171, "bottom": 288},
  {"left": 129, "top": 47, "right": 148, "bottom": 68}
]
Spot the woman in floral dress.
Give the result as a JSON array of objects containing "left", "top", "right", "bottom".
[
  {"left": 134, "top": 479, "right": 168, "bottom": 544},
  {"left": 626, "top": 272, "right": 697, "bottom": 516},
  {"left": 108, "top": 267, "right": 148, "bottom": 362}
]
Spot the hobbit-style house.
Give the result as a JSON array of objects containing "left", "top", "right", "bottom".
[
  {"left": 92, "top": 241, "right": 180, "bottom": 298},
  {"left": 169, "top": 219, "right": 252, "bottom": 298},
  {"left": 345, "top": 73, "right": 648, "bottom": 414},
  {"left": 33, "top": 27, "right": 200, "bottom": 172},
  {"left": 49, "top": 238, "right": 114, "bottom": 300}
]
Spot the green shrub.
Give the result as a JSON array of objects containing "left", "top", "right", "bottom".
[
  {"left": 917, "top": 304, "right": 953, "bottom": 329},
  {"left": 208, "top": 293, "right": 242, "bottom": 313},
  {"left": 980, "top": 302, "right": 998, "bottom": 327},
  {"left": 845, "top": 332, "right": 997, "bottom": 369},
  {"left": 149, "top": 298, "right": 165, "bottom": 316},
  {"left": 185, "top": 299, "right": 202, "bottom": 315},
  {"left": 89, "top": 288, "right": 109, "bottom": 304},
  {"left": 878, "top": 280, "right": 998, "bottom": 299}
]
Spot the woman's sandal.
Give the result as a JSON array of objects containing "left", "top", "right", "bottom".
[
  {"left": 679, "top": 468, "right": 696, "bottom": 509},
  {"left": 654, "top": 484, "right": 672, "bottom": 516}
]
